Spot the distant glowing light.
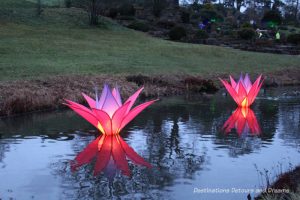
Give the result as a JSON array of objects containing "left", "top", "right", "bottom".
[
  {"left": 64, "top": 84, "right": 157, "bottom": 135},
  {"left": 220, "top": 74, "right": 263, "bottom": 107}
]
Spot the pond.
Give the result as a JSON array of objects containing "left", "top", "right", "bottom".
[{"left": 0, "top": 87, "right": 299, "bottom": 200}]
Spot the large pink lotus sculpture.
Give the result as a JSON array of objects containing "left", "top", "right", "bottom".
[
  {"left": 222, "top": 107, "right": 261, "bottom": 136},
  {"left": 64, "top": 84, "right": 156, "bottom": 136},
  {"left": 220, "top": 74, "right": 263, "bottom": 107},
  {"left": 71, "top": 134, "right": 151, "bottom": 176},
  {"left": 65, "top": 84, "right": 155, "bottom": 176}
]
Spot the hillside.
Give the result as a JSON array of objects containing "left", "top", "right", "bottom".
[{"left": 0, "top": 3, "right": 299, "bottom": 81}]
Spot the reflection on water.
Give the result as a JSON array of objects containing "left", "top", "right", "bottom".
[
  {"left": 222, "top": 107, "right": 261, "bottom": 136},
  {"left": 71, "top": 135, "right": 151, "bottom": 177},
  {"left": 0, "top": 87, "right": 299, "bottom": 200}
]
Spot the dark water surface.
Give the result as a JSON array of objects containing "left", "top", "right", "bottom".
[{"left": 0, "top": 87, "right": 299, "bottom": 200}]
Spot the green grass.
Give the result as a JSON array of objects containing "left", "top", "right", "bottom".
[{"left": 0, "top": 7, "right": 299, "bottom": 81}]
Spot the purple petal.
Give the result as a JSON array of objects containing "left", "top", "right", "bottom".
[
  {"left": 98, "top": 84, "right": 109, "bottom": 109},
  {"left": 243, "top": 73, "right": 252, "bottom": 93},
  {"left": 101, "top": 86, "right": 120, "bottom": 118}
]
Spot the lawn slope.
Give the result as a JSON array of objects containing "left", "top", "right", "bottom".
[{"left": 0, "top": 6, "right": 299, "bottom": 81}]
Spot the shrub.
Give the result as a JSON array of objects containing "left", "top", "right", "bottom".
[
  {"left": 157, "top": 19, "right": 176, "bottom": 28},
  {"left": 287, "top": 33, "right": 300, "bottom": 45},
  {"left": 117, "top": 15, "right": 135, "bottom": 20},
  {"left": 153, "top": 0, "right": 166, "bottom": 17},
  {"left": 242, "top": 22, "right": 252, "bottom": 28},
  {"left": 128, "top": 21, "right": 150, "bottom": 32},
  {"left": 238, "top": 28, "right": 255, "bottom": 40},
  {"left": 108, "top": 8, "right": 118, "bottom": 19},
  {"left": 195, "top": 30, "right": 209, "bottom": 39},
  {"left": 118, "top": 3, "right": 135, "bottom": 16},
  {"left": 262, "top": 10, "right": 282, "bottom": 26},
  {"left": 278, "top": 25, "right": 288, "bottom": 30},
  {"left": 181, "top": 10, "right": 190, "bottom": 23},
  {"left": 169, "top": 26, "right": 186, "bottom": 40},
  {"left": 65, "top": 0, "right": 71, "bottom": 8}
]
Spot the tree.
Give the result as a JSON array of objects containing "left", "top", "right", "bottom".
[
  {"left": 73, "top": 0, "right": 124, "bottom": 25},
  {"left": 284, "top": 0, "right": 300, "bottom": 23},
  {"left": 37, "top": 0, "right": 43, "bottom": 16}
]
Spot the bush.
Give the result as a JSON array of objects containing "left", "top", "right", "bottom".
[
  {"left": 181, "top": 10, "right": 190, "bottom": 23},
  {"left": 127, "top": 21, "right": 150, "bottom": 32},
  {"left": 117, "top": 15, "right": 135, "bottom": 20},
  {"left": 262, "top": 10, "right": 282, "bottom": 26},
  {"left": 153, "top": 0, "right": 166, "bottom": 17},
  {"left": 169, "top": 26, "right": 186, "bottom": 41},
  {"left": 118, "top": 3, "right": 135, "bottom": 16},
  {"left": 238, "top": 28, "right": 255, "bottom": 40},
  {"left": 287, "top": 33, "right": 300, "bottom": 45},
  {"left": 65, "top": 0, "right": 71, "bottom": 8},
  {"left": 157, "top": 19, "right": 176, "bottom": 28},
  {"left": 242, "top": 22, "right": 252, "bottom": 28},
  {"left": 195, "top": 30, "right": 209, "bottom": 39},
  {"left": 108, "top": 8, "right": 118, "bottom": 19},
  {"left": 278, "top": 25, "right": 288, "bottom": 30}
]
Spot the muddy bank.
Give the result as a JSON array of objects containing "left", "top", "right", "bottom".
[
  {"left": 0, "top": 69, "right": 299, "bottom": 117},
  {"left": 255, "top": 166, "right": 300, "bottom": 200},
  {"left": 0, "top": 74, "right": 217, "bottom": 116}
]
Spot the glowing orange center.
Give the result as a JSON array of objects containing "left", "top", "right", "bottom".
[{"left": 241, "top": 98, "right": 248, "bottom": 107}]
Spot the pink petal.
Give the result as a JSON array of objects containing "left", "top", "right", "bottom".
[
  {"left": 94, "top": 135, "right": 112, "bottom": 175},
  {"left": 246, "top": 109, "right": 261, "bottom": 135},
  {"left": 64, "top": 100, "right": 99, "bottom": 129},
  {"left": 111, "top": 101, "right": 131, "bottom": 134},
  {"left": 71, "top": 137, "right": 100, "bottom": 171},
  {"left": 112, "top": 87, "right": 122, "bottom": 106},
  {"left": 229, "top": 75, "right": 237, "bottom": 88},
  {"left": 237, "top": 82, "right": 247, "bottom": 106},
  {"left": 124, "top": 87, "right": 144, "bottom": 115},
  {"left": 247, "top": 75, "right": 262, "bottom": 106},
  {"left": 82, "top": 93, "right": 96, "bottom": 108},
  {"left": 119, "top": 100, "right": 157, "bottom": 131},
  {"left": 219, "top": 78, "right": 239, "bottom": 105},
  {"left": 92, "top": 108, "right": 112, "bottom": 135},
  {"left": 118, "top": 135, "right": 152, "bottom": 168},
  {"left": 223, "top": 109, "right": 240, "bottom": 133},
  {"left": 111, "top": 136, "right": 130, "bottom": 176}
]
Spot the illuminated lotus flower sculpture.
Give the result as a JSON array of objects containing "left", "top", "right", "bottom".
[
  {"left": 65, "top": 84, "right": 155, "bottom": 176},
  {"left": 64, "top": 84, "right": 156, "bottom": 135},
  {"left": 71, "top": 135, "right": 151, "bottom": 176},
  {"left": 222, "top": 107, "right": 261, "bottom": 136},
  {"left": 220, "top": 74, "right": 263, "bottom": 107}
]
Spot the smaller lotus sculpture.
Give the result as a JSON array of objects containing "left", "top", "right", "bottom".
[
  {"left": 64, "top": 84, "right": 156, "bottom": 135},
  {"left": 71, "top": 135, "right": 151, "bottom": 176},
  {"left": 222, "top": 107, "right": 261, "bottom": 136},
  {"left": 220, "top": 74, "right": 263, "bottom": 107}
]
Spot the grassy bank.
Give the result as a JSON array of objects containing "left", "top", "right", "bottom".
[
  {"left": 0, "top": 6, "right": 299, "bottom": 81},
  {"left": 256, "top": 166, "right": 300, "bottom": 200}
]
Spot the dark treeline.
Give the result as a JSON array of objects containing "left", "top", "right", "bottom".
[{"left": 63, "top": 0, "right": 299, "bottom": 25}]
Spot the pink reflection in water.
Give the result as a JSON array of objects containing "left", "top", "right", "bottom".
[
  {"left": 71, "top": 135, "right": 151, "bottom": 177},
  {"left": 223, "top": 107, "right": 261, "bottom": 136}
]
